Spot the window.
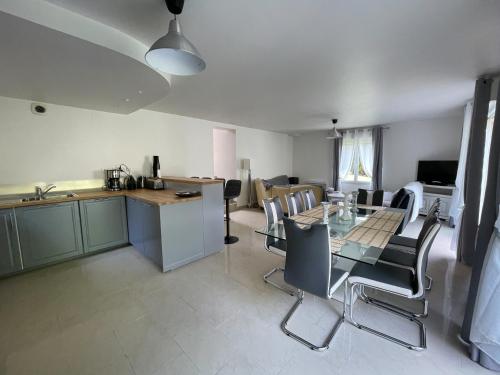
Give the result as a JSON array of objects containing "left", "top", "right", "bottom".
[{"left": 339, "top": 129, "right": 373, "bottom": 187}]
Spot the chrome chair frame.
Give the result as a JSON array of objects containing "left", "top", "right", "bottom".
[
  {"left": 262, "top": 197, "right": 296, "bottom": 296},
  {"left": 347, "top": 282, "right": 426, "bottom": 351},
  {"left": 346, "top": 223, "right": 440, "bottom": 351},
  {"left": 263, "top": 266, "right": 295, "bottom": 296},
  {"left": 357, "top": 285, "right": 429, "bottom": 318},
  {"left": 382, "top": 198, "right": 441, "bottom": 292},
  {"left": 280, "top": 218, "right": 349, "bottom": 351},
  {"left": 281, "top": 282, "right": 348, "bottom": 351}
]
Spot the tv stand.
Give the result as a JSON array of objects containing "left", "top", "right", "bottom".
[{"left": 420, "top": 184, "right": 455, "bottom": 221}]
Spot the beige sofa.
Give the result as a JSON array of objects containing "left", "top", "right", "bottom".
[{"left": 255, "top": 178, "right": 323, "bottom": 214}]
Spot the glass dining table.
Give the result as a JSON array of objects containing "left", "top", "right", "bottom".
[{"left": 255, "top": 206, "right": 406, "bottom": 266}]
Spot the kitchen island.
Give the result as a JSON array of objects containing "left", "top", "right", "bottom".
[{"left": 127, "top": 177, "right": 224, "bottom": 272}]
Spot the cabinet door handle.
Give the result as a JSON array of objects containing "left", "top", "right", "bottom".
[
  {"left": 8, "top": 212, "right": 13, "bottom": 232},
  {"left": 10, "top": 212, "right": 24, "bottom": 269}
]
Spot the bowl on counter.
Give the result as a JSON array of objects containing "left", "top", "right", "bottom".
[{"left": 175, "top": 191, "right": 201, "bottom": 198}]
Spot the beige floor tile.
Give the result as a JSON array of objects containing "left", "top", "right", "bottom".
[
  {"left": 115, "top": 315, "right": 184, "bottom": 375},
  {"left": 0, "top": 211, "right": 489, "bottom": 375}
]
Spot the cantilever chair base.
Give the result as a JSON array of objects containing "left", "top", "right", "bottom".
[
  {"left": 425, "top": 275, "right": 433, "bottom": 291},
  {"left": 263, "top": 267, "right": 296, "bottom": 296},
  {"left": 281, "top": 286, "right": 347, "bottom": 351},
  {"left": 349, "top": 283, "right": 426, "bottom": 351},
  {"left": 358, "top": 286, "right": 429, "bottom": 318}
]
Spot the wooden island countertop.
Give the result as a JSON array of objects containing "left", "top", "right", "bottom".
[{"left": 162, "top": 176, "right": 224, "bottom": 185}]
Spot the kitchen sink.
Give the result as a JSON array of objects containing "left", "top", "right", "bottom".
[{"left": 20, "top": 193, "right": 78, "bottom": 202}]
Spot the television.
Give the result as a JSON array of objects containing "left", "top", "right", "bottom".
[{"left": 417, "top": 160, "right": 458, "bottom": 186}]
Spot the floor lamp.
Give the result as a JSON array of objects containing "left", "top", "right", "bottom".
[{"left": 241, "top": 158, "right": 252, "bottom": 208}]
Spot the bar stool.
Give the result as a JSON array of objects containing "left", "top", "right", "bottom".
[{"left": 224, "top": 179, "right": 242, "bottom": 244}]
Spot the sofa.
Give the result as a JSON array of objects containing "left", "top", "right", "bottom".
[{"left": 255, "top": 175, "right": 323, "bottom": 214}]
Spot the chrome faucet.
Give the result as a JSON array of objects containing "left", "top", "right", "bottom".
[{"left": 35, "top": 184, "right": 57, "bottom": 200}]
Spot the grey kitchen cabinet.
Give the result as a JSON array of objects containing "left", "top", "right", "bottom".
[
  {"left": 79, "top": 197, "right": 128, "bottom": 254},
  {"left": 142, "top": 202, "right": 162, "bottom": 267},
  {"left": 200, "top": 183, "right": 224, "bottom": 256},
  {"left": 126, "top": 197, "right": 162, "bottom": 268},
  {"left": 126, "top": 197, "right": 143, "bottom": 252},
  {"left": 126, "top": 197, "right": 204, "bottom": 272},
  {"left": 0, "top": 209, "right": 22, "bottom": 276},
  {"left": 160, "top": 199, "right": 204, "bottom": 271},
  {"left": 16, "top": 201, "right": 83, "bottom": 268}
]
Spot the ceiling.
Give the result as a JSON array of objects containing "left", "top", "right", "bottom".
[
  {"left": 0, "top": 10, "right": 169, "bottom": 114},
  {"left": 4, "top": 0, "right": 500, "bottom": 131}
]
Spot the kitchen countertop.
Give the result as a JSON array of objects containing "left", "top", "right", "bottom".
[
  {"left": 0, "top": 189, "right": 202, "bottom": 210},
  {"left": 162, "top": 176, "right": 224, "bottom": 185}
]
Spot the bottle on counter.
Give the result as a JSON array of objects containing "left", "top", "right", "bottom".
[{"left": 153, "top": 155, "right": 161, "bottom": 178}]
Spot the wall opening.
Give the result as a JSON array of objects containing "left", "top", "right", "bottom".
[{"left": 213, "top": 127, "right": 236, "bottom": 180}]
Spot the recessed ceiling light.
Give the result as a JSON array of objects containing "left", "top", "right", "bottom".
[
  {"left": 138, "top": 90, "right": 143, "bottom": 95},
  {"left": 124, "top": 98, "right": 130, "bottom": 102}
]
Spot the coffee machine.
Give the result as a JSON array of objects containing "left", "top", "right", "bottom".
[{"left": 105, "top": 169, "right": 121, "bottom": 191}]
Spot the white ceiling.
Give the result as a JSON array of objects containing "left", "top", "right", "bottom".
[
  {"left": 5, "top": 0, "right": 500, "bottom": 131},
  {"left": 0, "top": 10, "right": 169, "bottom": 114}
]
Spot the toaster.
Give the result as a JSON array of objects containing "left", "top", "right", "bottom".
[{"left": 145, "top": 178, "right": 164, "bottom": 190}]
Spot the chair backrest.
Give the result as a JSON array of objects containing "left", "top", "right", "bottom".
[
  {"left": 401, "top": 191, "right": 415, "bottom": 225},
  {"left": 414, "top": 222, "right": 441, "bottom": 298},
  {"left": 285, "top": 192, "right": 304, "bottom": 216},
  {"left": 393, "top": 189, "right": 415, "bottom": 234},
  {"left": 415, "top": 212, "right": 439, "bottom": 254},
  {"left": 415, "top": 198, "right": 440, "bottom": 245},
  {"left": 283, "top": 218, "right": 332, "bottom": 298},
  {"left": 357, "top": 189, "right": 384, "bottom": 206},
  {"left": 262, "top": 196, "right": 284, "bottom": 226},
  {"left": 390, "top": 188, "right": 407, "bottom": 208},
  {"left": 300, "top": 190, "right": 316, "bottom": 210},
  {"left": 224, "top": 179, "right": 241, "bottom": 199},
  {"left": 262, "top": 196, "right": 286, "bottom": 251}
]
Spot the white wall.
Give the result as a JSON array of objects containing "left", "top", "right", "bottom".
[
  {"left": 292, "top": 131, "right": 332, "bottom": 185},
  {"left": 382, "top": 117, "right": 462, "bottom": 191},
  {"left": 292, "top": 116, "right": 463, "bottom": 192},
  {"left": 0, "top": 96, "right": 293, "bottom": 205}
]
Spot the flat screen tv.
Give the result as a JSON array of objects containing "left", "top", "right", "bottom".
[{"left": 417, "top": 160, "right": 458, "bottom": 186}]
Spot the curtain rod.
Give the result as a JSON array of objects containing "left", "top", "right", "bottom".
[{"left": 338, "top": 125, "right": 390, "bottom": 132}]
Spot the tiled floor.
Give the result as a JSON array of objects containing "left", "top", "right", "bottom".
[{"left": 0, "top": 209, "right": 490, "bottom": 375}]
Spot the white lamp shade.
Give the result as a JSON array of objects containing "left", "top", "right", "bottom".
[
  {"left": 145, "top": 19, "right": 206, "bottom": 76},
  {"left": 326, "top": 128, "right": 342, "bottom": 139}
]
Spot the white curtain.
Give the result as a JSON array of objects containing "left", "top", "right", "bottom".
[
  {"left": 470, "top": 206, "right": 500, "bottom": 366},
  {"left": 450, "top": 101, "right": 473, "bottom": 250},
  {"left": 339, "top": 130, "right": 356, "bottom": 179},
  {"left": 358, "top": 129, "right": 374, "bottom": 178}
]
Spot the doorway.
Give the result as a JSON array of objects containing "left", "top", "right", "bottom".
[{"left": 213, "top": 127, "right": 236, "bottom": 180}]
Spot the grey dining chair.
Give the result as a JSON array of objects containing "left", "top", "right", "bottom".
[
  {"left": 347, "top": 222, "right": 441, "bottom": 351},
  {"left": 375, "top": 212, "right": 438, "bottom": 317},
  {"left": 300, "top": 189, "right": 317, "bottom": 210},
  {"left": 390, "top": 188, "right": 415, "bottom": 235},
  {"left": 384, "top": 198, "right": 441, "bottom": 292},
  {"left": 285, "top": 192, "right": 304, "bottom": 217},
  {"left": 357, "top": 188, "right": 384, "bottom": 206},
  {"left": 281, "top": 218, "right": 349, "bottom": 351},
  {"left": 262, "top": 197, "right": 294, "bottom": 295},
  {"left": 389, "top": 198, "right": 440, "bottom": 248}
]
